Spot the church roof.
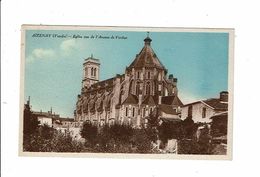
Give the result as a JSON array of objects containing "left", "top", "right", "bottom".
[
  {"left": 122, "top": 94, "right": 138, "bottom": 105},
  {"left": 161, "top": 95, "right": 183, "bottom": 106},
  {"left": 127, "top": 37, "right": 166, "bottom": 70},
  {"left": 142, "top": 95, "right": 156, "bottom": 106}
]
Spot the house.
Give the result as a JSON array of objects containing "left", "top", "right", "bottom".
[
  {"left": 75, "top": 35, "right": 183, "bottom": 128},
  {"left": 181, "top": 91, "right": 228, "bottom": 123}
]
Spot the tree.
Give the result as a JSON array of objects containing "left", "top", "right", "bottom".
[
  {"left": 158, "top": 121, "right": 183, "bottom": 143},
  {"left": 80, "top": 122, "right": 98, "bottom": 146},
  {"left": 23, "top": 105, "right": 39, "bottom": 136},
  {"left": 130, "top": 129, "right": 152, "bottom": 153},
  {"left": 181, "top": 116, "right": 197, "bottom": 139}
]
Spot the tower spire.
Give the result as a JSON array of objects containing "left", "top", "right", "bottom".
[{"left": 27, "top": 96, "right": 30, "bottom": 105}]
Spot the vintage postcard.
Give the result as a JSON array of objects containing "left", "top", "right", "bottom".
[{"left": 20, "top": 25, "right": 234, "bottom": 159}]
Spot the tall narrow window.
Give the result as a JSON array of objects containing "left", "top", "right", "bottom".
[
  {"left": 137, "top": 72, "right": 140, "bottom": 79},
  {"left": 126, "top": 107, "right": 128, "bottom": 117},
  {"left": 148, "top": 72, "right": 150, "bottom": 79},
  {"left": 146, "top": 83, "right": 150, "bottom": 95},
  {"left": 85, "top": 68, "right": 88, "bottom": 77},
  {"left": 150, "top": 107, "right": 153, "bottom": 114},
  {"left": 188, "top": 105, "right": 192, "bottom": 117},
  {"left": 158, "top": 73, "right": 161, "bottom": 81},
  {"left": 202, "top": 107, "right": 206, "bottom": 118},
  {"left": 143, "top": 108, "right": 146, "bottom": 117},
  {"left": 91, "top": 68, "right": 93, "bottom": 76},
  {"left": 136, "top": 83, "right": 140, "bottom": 95},
  {"left": 132, "top": 107, "right": 135, "bottom": 117},
  {"left": 94, "top": 68, "right": 96, "bottom": 76}
]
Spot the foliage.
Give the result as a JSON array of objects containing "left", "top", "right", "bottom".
[
  {"left": 211, "top": 116, "right": 227, "bottom": 137},
  {"left": 130, "top": 129, "right": 153, "bottom": 153},
  {"left": 23, "top": 125, "right": 84, "bottom": 152},
  {"left": 79, "top": 122, "right": 154, "bottom": 153},
  {"left": 23, "top": 106, "right": 39, "bottom": 136},
  {"left": 80, "top": 122, "right": 98, "bottom": 146},
  {"left": 178, "top": 125, "right": 212, "bottom": 154},
  {"left": 182, "top": 116, "right": 197, "bottom": 139},
  {"left": 158, "top": 121, "right": 183, "bottom": 143}
]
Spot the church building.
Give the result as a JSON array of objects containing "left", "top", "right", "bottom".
[{"left": 75, "top": 35, "right": 183, "bottom": 128}]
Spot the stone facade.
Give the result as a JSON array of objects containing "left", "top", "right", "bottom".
[{"left": 75, "top": 36, "right": 183, "bottom": 128}]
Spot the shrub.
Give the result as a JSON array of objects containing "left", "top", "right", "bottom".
[{"left": 23, "top": 125, "right": 84, "bottom": 152}]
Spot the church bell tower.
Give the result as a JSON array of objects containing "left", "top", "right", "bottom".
[{"left": 82, "top": 54, "right": 100, "bottom": 88}]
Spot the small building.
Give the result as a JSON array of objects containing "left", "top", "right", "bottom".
[
  {"left": 181, "top": 91, "right": 228, "bottom": 123},
  {"left": 31, "top": 107, "right": 76, "bottom": 128},
  {"left": 37, "top": 116, "right": 53, "bottom": 127},
  {"left": 53, "top": 117, "right": 79, "bottom": 129},
  {"left": 145, "top": 104, "right": 182, "bottom": 127}
]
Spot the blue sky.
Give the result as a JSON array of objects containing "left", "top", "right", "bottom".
[{"left": 24, "top": 29, "right": 229, "bottom": 117}]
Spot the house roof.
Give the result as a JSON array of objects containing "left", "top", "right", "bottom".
[
  {"left": 210, "top": 111, "right": 228, "bottom": 119},
  {"left": 182, "top": 98, "right": 228, "bottom": 111},
  {"left": 160, "top": 117, "right": 182, "bottom": 123},
  {"left": 127, "top": 37, "right": 166, "bottom": 70},
  {"left": 202, "top": 99, "right": 228, "bottom": 111},
  {"left": 122, "top": 94, "right": 138, "bottom": 105},
  {"left": 32, "top": 111, "right": 60, "bottom": 119},
  {"left": 158, "top": 104, "right": 178, "bottom": 115},
  {"left": 53, "top": 117, "right": 75, "bottom": 122},
  {"left": 161, "top": 95, "right": 183, "bottom": 106}
]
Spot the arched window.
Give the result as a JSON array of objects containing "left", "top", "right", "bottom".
[
  {"left": 132, "top": 107, "right": 135, "bottom": 117},
  {"left": 136, "top": 83, "right": 140, "bottom": 95},
  {"left": 158, "top": 73, "right": 161, "bottom": 81},
  {"left": 137, "top": 71, "right": 140, "bottom": 79},
  {"left": 125, "top": 107, "right": 128, "bottom": 117},
  {"left": 94, "top": 68, "right": 97, "bottom": 76},
  {"left": 91, "top": 68, "right": 94, "bottom": 76},
  {"left": 150, "top": 107, "right": 153, "bottom": 114},
  {"left": 85, "top": 68, "right": 88, "bottom": 77},
  {"left": 146, "top": 82, "right": 150, "bottom": 95}
]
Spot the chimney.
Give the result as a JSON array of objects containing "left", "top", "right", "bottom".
[{"left": 220, "top": 91, "right": 228, "bottom": 102}]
